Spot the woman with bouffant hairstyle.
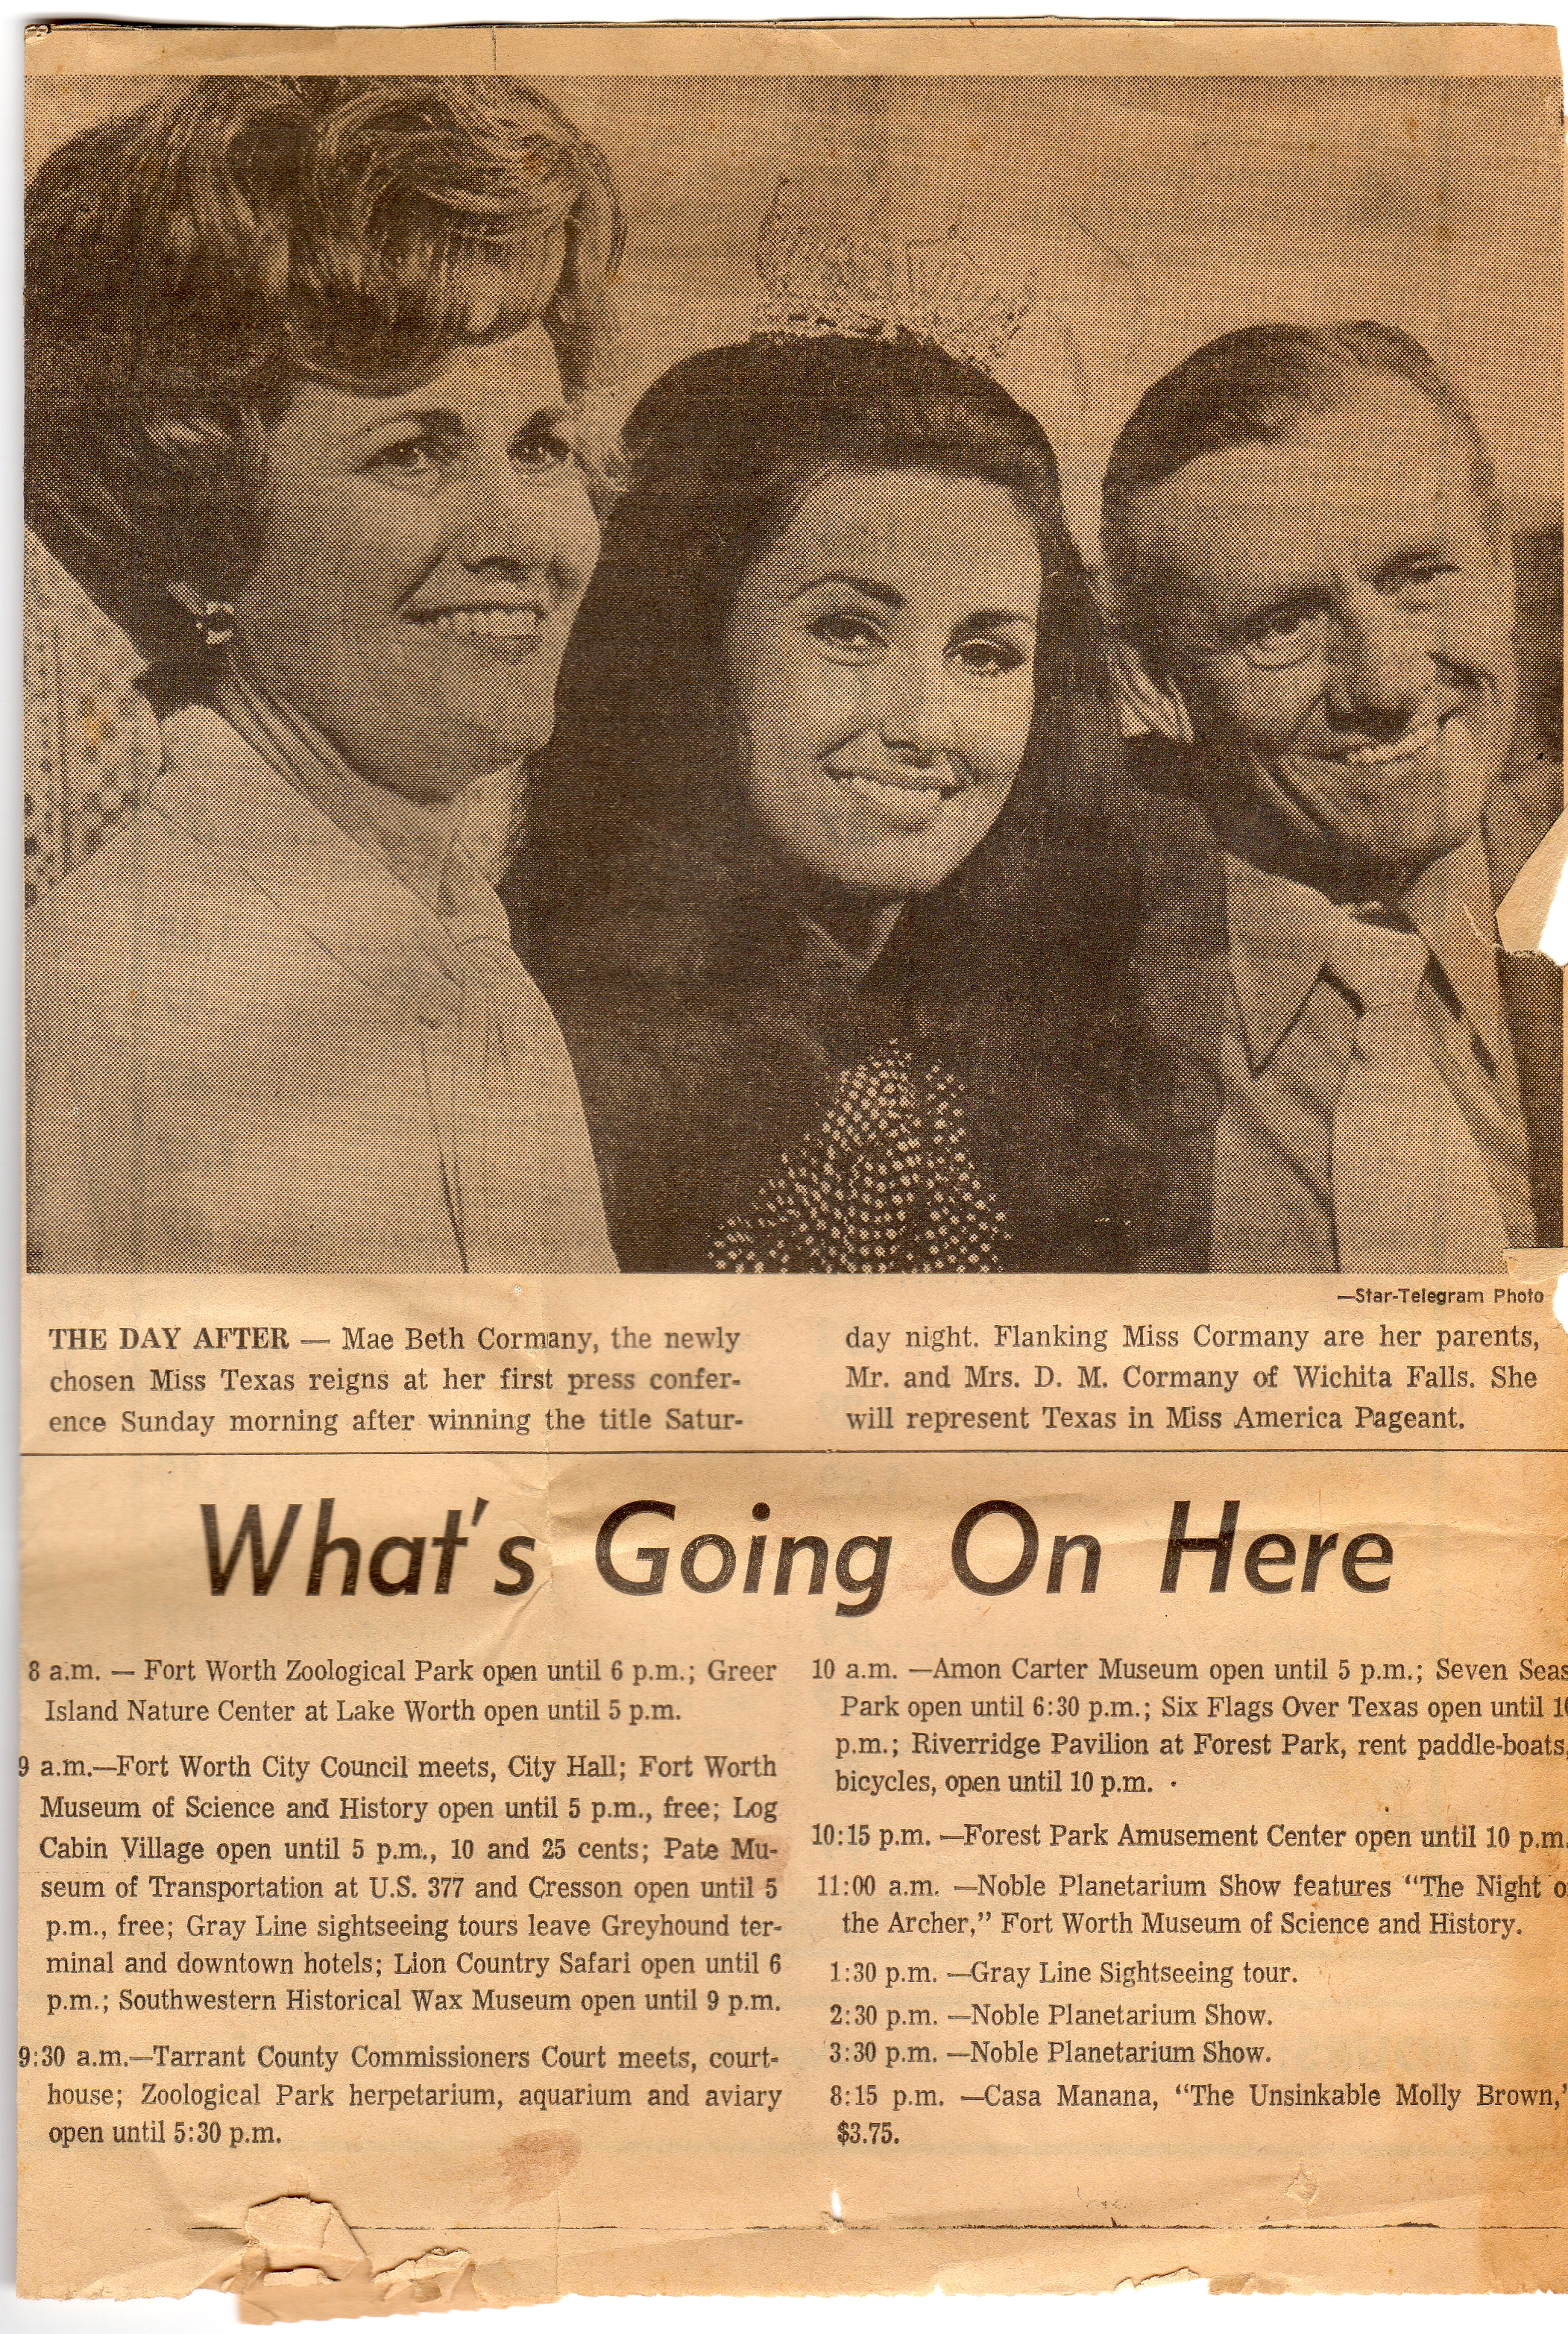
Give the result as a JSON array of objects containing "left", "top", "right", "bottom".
[
  {"left": 513, "top": 329, "right": 1177, "bottom": 1271},
  {"left": 27, "top": 77, "right": 624, "bottom": 1271}
]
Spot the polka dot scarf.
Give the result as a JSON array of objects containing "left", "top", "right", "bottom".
[{"left": 709, "top": 1042, "right": 1010, "bottom": 1273}]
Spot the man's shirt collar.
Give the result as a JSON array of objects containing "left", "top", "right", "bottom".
[{"left": 1223, "top": 828, "right": 1505, "bottom": 1075}]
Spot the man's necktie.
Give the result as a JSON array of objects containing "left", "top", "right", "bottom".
[{"left": 1326, "top": 919, "right": 1509, "bottom": 1273}]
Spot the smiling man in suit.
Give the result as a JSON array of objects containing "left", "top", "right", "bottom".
[{"left": 1101, "top": 321, "right": 1562, "bottom": 1273}]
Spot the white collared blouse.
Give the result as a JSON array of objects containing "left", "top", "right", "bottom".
[{"left": 27, "top": 705, "right": 617, "bottom": 1274}]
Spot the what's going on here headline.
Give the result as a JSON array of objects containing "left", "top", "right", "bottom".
[{"left": 185, "top": 1494, "right": 1400, "bottom": 1611}]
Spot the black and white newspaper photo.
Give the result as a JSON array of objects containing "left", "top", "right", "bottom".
[{"left": 16, "top": 17, "right": 1568, "bottom": 2312}]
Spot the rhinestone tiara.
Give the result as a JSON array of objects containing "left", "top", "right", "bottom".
[{"left": 752, "top": 178, "right": 1037, "bottom": 376}]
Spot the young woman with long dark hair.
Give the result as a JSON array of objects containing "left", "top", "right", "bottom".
[{"left": 511, "top": 328, "right": 1175, "bottom": 1271}]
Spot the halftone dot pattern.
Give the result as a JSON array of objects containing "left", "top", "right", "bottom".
[{"left": 709, "top": 1043, "right": 1010, "bottom": 1273}]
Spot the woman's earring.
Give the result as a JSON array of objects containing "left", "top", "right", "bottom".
[{"left": 166, "top": 582, "right": 236, "bottom": 649}]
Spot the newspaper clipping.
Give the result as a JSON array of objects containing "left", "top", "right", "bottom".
[{"left": 18, "top": 20, "right": 1568, "bottom": 2311}]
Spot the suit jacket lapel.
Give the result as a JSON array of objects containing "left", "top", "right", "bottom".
[
  {"left": 1498, "top": 946, "right": 1564, "bottom": 1245},
  {"left": 1485, "top": 784, "right": 1564, "bottom": 1246}
]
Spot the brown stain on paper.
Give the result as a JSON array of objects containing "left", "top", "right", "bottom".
[{"left": 499, "top": 2126, "right": 582, "bottom": 2206}]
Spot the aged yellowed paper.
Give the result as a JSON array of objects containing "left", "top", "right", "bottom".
[{"left": 19, "top": 20, "right": 1567, "bottom": 2310}]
